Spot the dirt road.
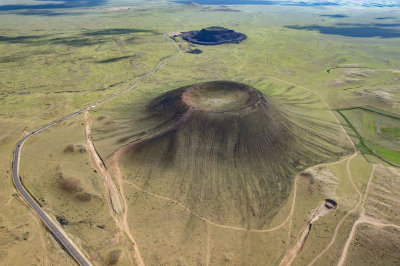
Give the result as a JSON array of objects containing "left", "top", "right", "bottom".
[
  {"left": 11, "top": 29, "right": 182, "bottom": 265},
  {"left": 84, "top": 111, "right": 145, "bottom": 266},
  {"left": 279, "top": 199, "right": 338, "bottom": 266},
  {"left": 85, "top": 111, "right": 124, "bottom": 214},
  {"left": 336, "top": 164, "right": 400, "bottom": 266}
]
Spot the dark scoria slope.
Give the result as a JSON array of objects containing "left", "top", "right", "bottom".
[
  {"left": 120, "top": 81, "right": 350, "bottom": 229},
  {"left": 181, "top": 26, "right": 246, "bottom": 45}
]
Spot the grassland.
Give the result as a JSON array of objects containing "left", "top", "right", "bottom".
[
  {"left": 1, "top": 0, "right": 400, "bottom": 265},
  {"left": 338, "top": 107, "right": 400, "bottom": 166},
  {"left": 18, "top": 115, "right": 135, "bottom": 265},
  {"left": 345, "top": 224, "right": 400, "bottom": 266}
]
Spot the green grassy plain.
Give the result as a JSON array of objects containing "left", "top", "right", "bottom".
[{"left": 1, "top": 0, "right": 400, "bottom": 265}]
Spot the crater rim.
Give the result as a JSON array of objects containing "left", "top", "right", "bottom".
[{"left": 181, "top": 81, "right": 261, "bottom": 112}]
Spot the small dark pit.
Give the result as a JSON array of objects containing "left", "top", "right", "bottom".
[{"left": 324, "top": 199, "right": 338, "bottom": 209}]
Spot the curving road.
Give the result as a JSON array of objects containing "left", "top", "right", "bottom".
[{"left": 12, "top": 33, "right": 181, "bottom": 265}]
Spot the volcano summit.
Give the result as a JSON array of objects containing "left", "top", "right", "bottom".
[{"left": 118, "top": 81, "right": 350, "bottom": 229}]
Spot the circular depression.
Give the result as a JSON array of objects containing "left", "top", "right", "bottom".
[{"left": 181, "top": 81, "right": 260, "bottom": 112}]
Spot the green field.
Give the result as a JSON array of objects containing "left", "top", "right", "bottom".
[{"left": 338, "top": 107, "right": 400, "bottom": 166}]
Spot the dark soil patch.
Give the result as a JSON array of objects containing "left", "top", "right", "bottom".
[
  {"left": 107, "top": 250, "right": 122, "bottom": 265},
  {"left": 300, "top": 172, "right": 313, "bottom": 180},
  {"left": 300, "top": 172, "right": 314, "bottom": 193},
  {"left": 187, "top": 48, "right": 203, "bottom": 54},
  {"left": 59, "top": 175, "right": 81, "bottom": 193},
  {"left": 76, "top": 192, "right": 92, "bottom": 202},
  {"left": 63, "top": 144, "right": 86, "bottom": 153},
  {"left": 63, "top": 144, "right": 75, "bottom": 153}
]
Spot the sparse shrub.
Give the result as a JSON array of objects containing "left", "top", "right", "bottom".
[
  {"left": 76, "top": 192, "right": 92, "bottom": 202},
  {"left": 300, "top": 172, "right": 313, "bottom": 179},
  {"left": 59, "top": 176, "right": 80, "bottom": 193},
  {"left": 22, "top": 232, "right": 29, "bottom": 241},
  {"left": 76, "top": 145, "right": 87, "bottom": 153},
  {"left": 56, "top": 216, "right": 69, "bottom": 226}
]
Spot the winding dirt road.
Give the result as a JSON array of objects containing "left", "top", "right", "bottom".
[
  {"left": 11, "top": 30, "right": 182, "bottom": 266},
  {"left": 336, "top": 164, "right": 400, "bottom": 266},
  {"left": 84, "top": 110, "right": 145, "bottom": 266},
  {"left": 85, "top": 111, "right": 124, "bottom": 214},
  {"left": 13, "top": 20, "right": 382, "bottom": 266},
  {"left": 280, "top": 200, "right": 338, "bottom": 266},
  {"left": 307, "top": 153, "right": 360, "bottom": 266}
]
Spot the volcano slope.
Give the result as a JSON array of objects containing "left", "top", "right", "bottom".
[{"left": 112, "top": 81, "right": 351, "bottom": 229}]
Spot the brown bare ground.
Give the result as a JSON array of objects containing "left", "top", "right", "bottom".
[
  {"left": 63, "top": 144, "right": 75, "bottom": 153},
  {"left": 107, "top": 250, "right": 122, "bottom": 265},
  {"left": 84, "top": 111, "right": 123, "bottom": 214},
  {"left": 84, "top": 110, "right": 144, "bottom": 266}
]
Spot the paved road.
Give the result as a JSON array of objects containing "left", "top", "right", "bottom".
[{"left": 11, "top": 33, "right": 181, "bottom": 266}]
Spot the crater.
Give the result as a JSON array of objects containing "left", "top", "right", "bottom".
[
  {"left": 180, "top": 26, "right": 246, "bottom": 45},
  {"left": 182, "top": 81, "right": 259, "bottom": 111}
]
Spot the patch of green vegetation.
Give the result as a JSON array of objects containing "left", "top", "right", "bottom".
[
  {"left": 372, "top": 146, "right": 400, "bottom": 165},
  {"left": 338, "top": 107, "right": 400, "bottom": 166},
  {"left": 361, "top": 112, "right": 375, "bottom": 139},
  {"left": 381, "top": 127, "right": 400, "bottom": 139}
]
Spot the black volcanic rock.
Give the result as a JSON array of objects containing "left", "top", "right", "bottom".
[
  {"left": 187, "top": 48, "right": 203, "bottom": 54},
  {"left": 181, "top": 26, "right": 246, "bottom": 45}
]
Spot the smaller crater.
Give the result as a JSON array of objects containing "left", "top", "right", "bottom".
[
  {"left": 181, "top": 26, "right": 246, "bottom": 45},
  {"left": 324, "top": 199, "right": 338, "bottom": 209}
]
